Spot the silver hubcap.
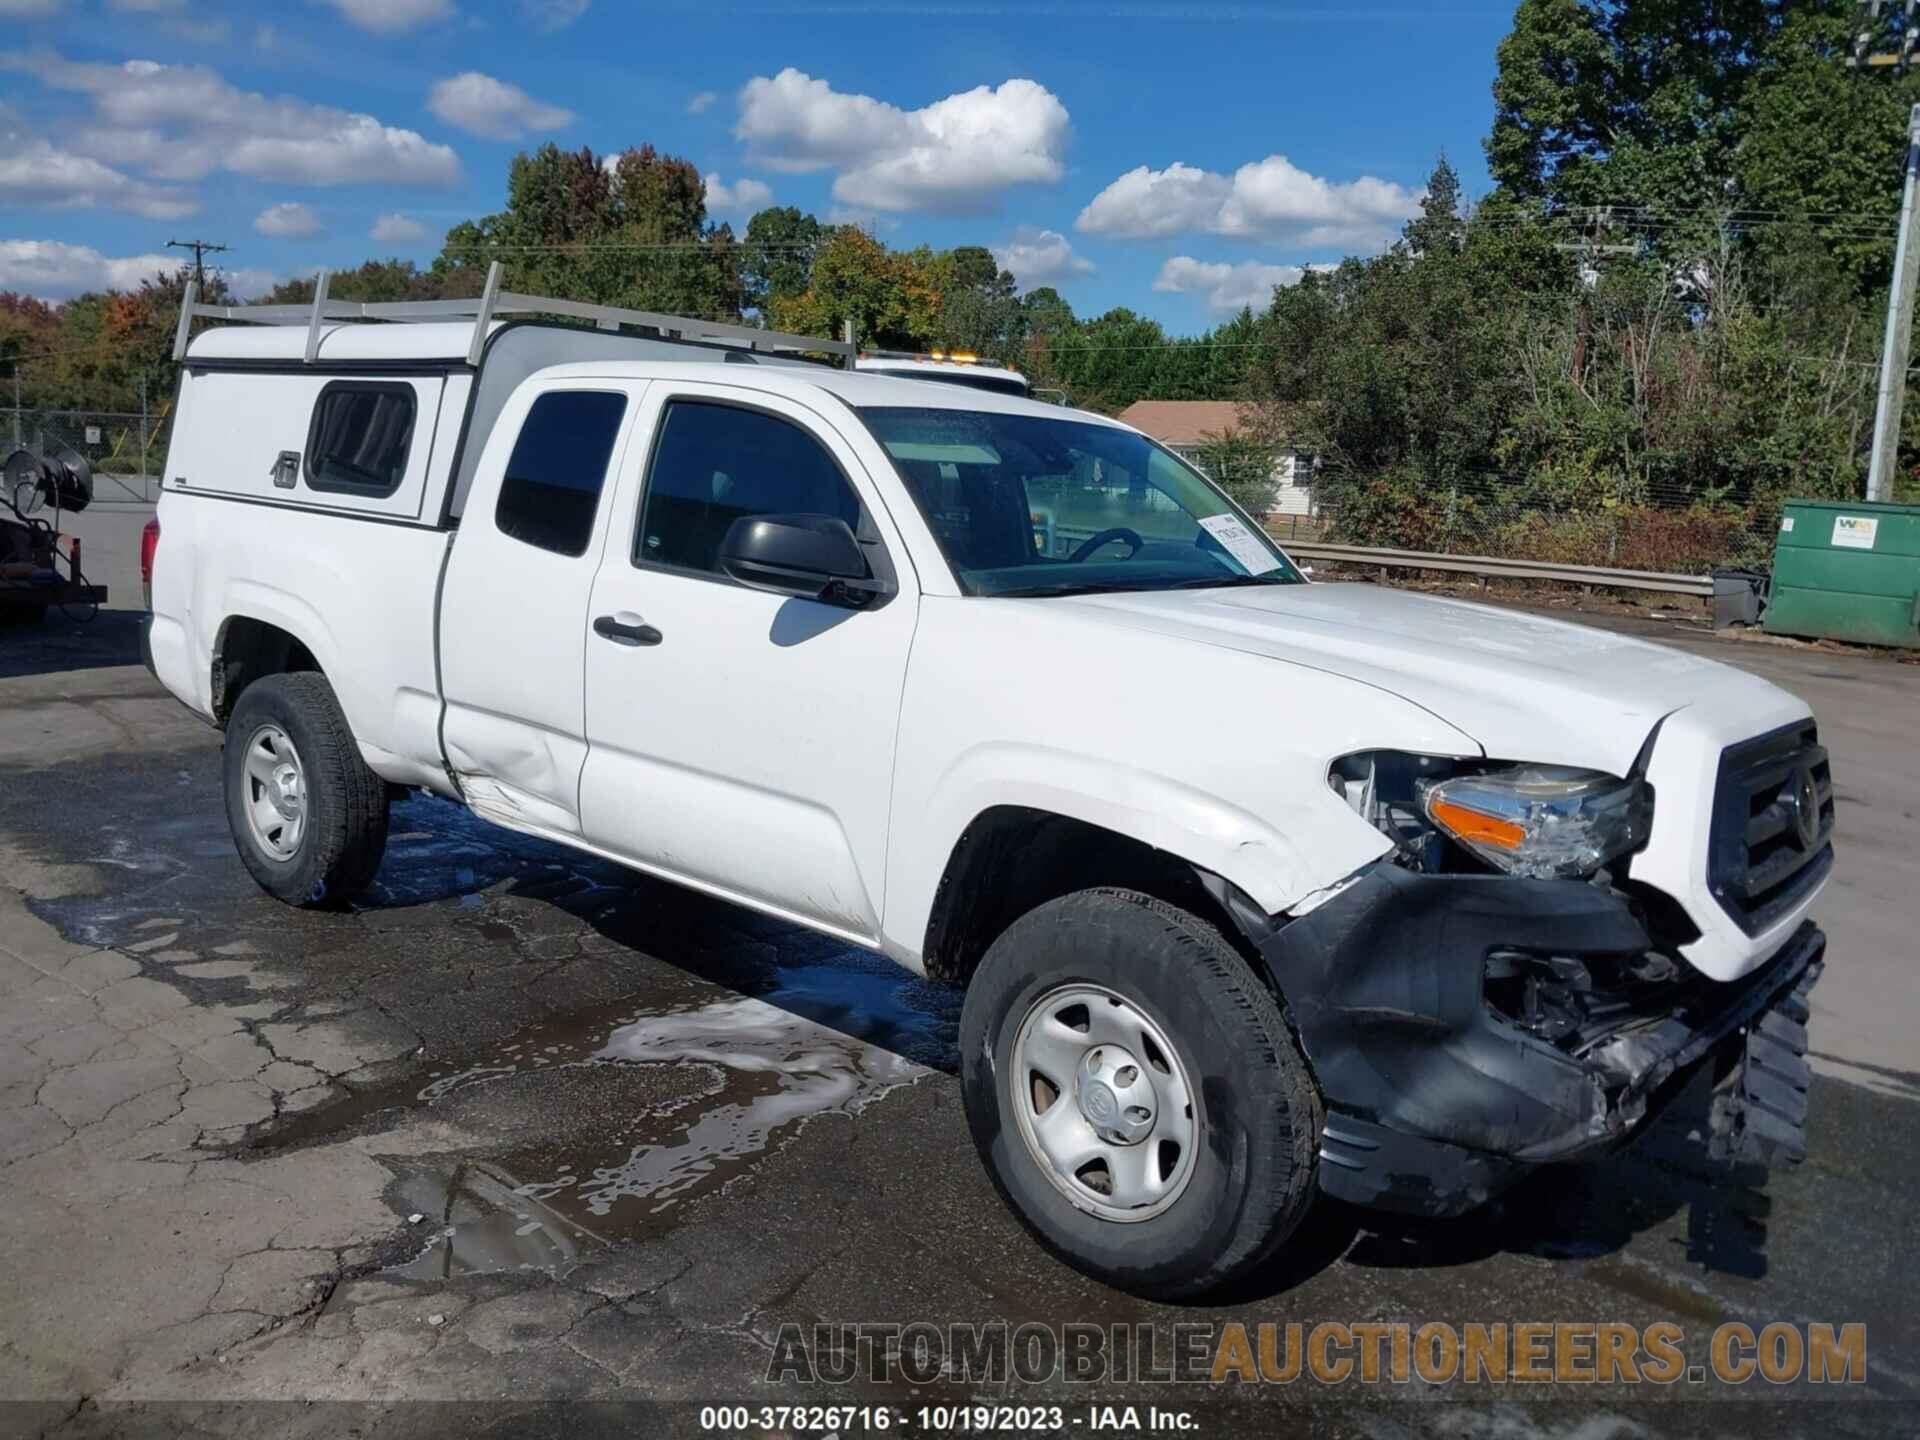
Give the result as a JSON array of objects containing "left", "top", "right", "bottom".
[
  {"left": 242, "top": 723, "right": 307, "bottom": 861},
  {"left": 1009, "top": 983, "right": 1198, "bottom": 1222}
]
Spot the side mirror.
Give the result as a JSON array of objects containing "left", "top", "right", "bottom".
[{"left": 720, "top": 513, "right": 892, "bottom": 608}]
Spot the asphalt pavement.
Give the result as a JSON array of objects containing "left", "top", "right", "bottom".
[{"left": 0, "top": 583, "right": 1914, "bottom": 1439}]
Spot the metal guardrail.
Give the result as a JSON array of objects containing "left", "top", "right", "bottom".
[{"left": 1278, "top": 541, "right": 1716, "bottom": 597}]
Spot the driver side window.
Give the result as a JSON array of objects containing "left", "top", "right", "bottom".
[{"left": 636, "top": 400, "right": 864, "bottom": 577}]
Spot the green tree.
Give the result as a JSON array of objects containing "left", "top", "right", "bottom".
[
  {"left": 1737, "top": 8, "right": 1920, "bottom": 294},
  {"left": 257, "top": 259, "right": 450, "bottom": 307},
  {"left": 742, "top": 206, "right": 823, "bottom": 316},
  {"left": 927, "top": 245, "right": 1021, "bottom": 358},
  {"left": 1192, "top": 426, "right": 1280, "bottom": 516},
  {"left": 433, "top": 142, "right": 743, "bottom": 320},
  {"left": 1488, "top": 0, "right": 1781, "bottom": 218}
]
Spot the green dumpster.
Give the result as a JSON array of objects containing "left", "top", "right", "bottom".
[{"left": 1765, "top": 499, "right": 1920, "bottom": 647}]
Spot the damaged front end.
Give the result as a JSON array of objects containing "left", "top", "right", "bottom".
[{"left": 1238, "top": 748, "right": 1825, "bottom": 1218}]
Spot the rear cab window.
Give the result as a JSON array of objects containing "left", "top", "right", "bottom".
[{"left": 495, "top": 391, "right": 629, "bottom": 557}]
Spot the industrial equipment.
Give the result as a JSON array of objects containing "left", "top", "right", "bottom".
[{"left": 1, "top": 444, "right": 108, "bottom": 622}]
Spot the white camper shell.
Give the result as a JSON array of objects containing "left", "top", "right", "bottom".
[{"left": 169, "top": 265, "right": 855, "bottom": 526}]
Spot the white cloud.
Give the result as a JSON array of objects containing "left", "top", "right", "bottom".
[
  {"left": 702, "top": 173, "right": 773, "bottom": 214},
  {"left": 14, "top": 53, "right": 463, "bottom": 189},
  {"left": 323, "top": 0, "right": 453, "bottom": 34},
  {"left": 371, "top": 212, "right": 430, "bottom": 244},
  {"left": 1077, "top": 163, "right": 1228, "bottom": 240},
  {"left": 1079, "top": 154, "right": 1420, "bottom": 250},
  {"left": 735, "top": 68, "right": 1070, "bottom": 215},
  {"left": 0, "top": 0, "right": 65, "bottom": 15},
  {"left": 1153, "top": 256, "right": 1330, "bottom": 314},
  {"left": 522, "top": 0, "right": 588, "bottom": 29},
  {"left": 686, "top": 90, "right": 718, "bottom": 116},
  {"left": 991, "top": 227, "right": 1092, "bottom": 291},
  {"left": 254, "top": 201, "right": 322, "bottom": 238},
  {"left": 0, "top": 112, "right": 197, "bottom": 219},
  {"left": 428, "top": 71, "right": 574, "bottom": 141},
  {"left": 221, "top": 266, "right": 278, "bottom": 300},
  {"left": 109, "top": 0, "right": 185, "bottom": 10},
  {"left": 0, "top": 240, "right": 179, "bottom": 299},
  {"left": 66, "top": 126, "right": 219, "bottom": 182}
]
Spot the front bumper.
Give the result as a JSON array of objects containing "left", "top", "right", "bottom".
[{"left": 1251, "top": 864, "right": 1824, "bottom": 1217}]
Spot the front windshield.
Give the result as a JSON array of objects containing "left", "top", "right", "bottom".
[{"left": 858, "top": 406, "right": 1305, "bottom": 597}]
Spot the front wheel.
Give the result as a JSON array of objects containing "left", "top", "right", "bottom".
[
  {"left": 960, "top": 888, "right": 1322, "bottom": 1299},
  {"left": 223, "top": 671, "right": 389, "bottom": 907}
]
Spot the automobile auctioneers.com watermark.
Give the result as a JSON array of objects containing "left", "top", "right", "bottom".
[{"left": 765, "top": 1319, "right": 1867, "bottom": 1389}]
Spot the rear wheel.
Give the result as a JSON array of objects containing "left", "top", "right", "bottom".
[
  {"left": 960, "top": 888, "right": 1321, "bottom": 1299},
  {"left": 223, "top": 672, "right": 388, "bottom": 906}
]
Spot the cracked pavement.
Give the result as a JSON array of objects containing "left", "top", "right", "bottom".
[{"left": 1, "top": 607, "right": 1917, "bottom": 1438}]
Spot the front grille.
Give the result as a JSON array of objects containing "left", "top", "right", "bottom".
[{"left": 1709, "top": 722, "right": 1834, "bottom": 935}]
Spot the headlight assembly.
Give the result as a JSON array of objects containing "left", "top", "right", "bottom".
[{"left": 1417, "top": 766, "right": 1651, "bottom": 880}]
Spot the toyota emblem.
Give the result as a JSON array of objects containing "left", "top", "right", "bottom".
[{"left": 1790, "top": 765, "right": 1821, "bottom": 850}]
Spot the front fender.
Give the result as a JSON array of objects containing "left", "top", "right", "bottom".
[
  {"left": 877, "top": 596, "right": 1484, "bottom": 968},
  {"left": 925, "top": 740, "right": 1367, "bottom": 918}
]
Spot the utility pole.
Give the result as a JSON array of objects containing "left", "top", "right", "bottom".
[
  {"left": 166, "top": 238, "right": 228, "bottom": 291},
  {"left": 10, "top": 364, "right": 19, "bottom": 448},
  {"left": 1868, "top": 105, "right": 1920, "bottom": 503},
  {"left": 1553, "top": 207, "right": 1639, "bottom": 384},
  {"left": 1850, "top": 4, "right": 1920, "bottom": 499}
]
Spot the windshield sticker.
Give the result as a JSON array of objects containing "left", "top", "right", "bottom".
[{"left": 1198, "top": 514, "right": 1283, "bottom": 575}]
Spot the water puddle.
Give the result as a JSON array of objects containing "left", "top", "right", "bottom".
[
  {"left": 388, "top": 1161, "right": 607, "bottom": 1279},
  {"left": 374, "top": 950, "right": 959, "bottom": 1277},
  {"left": 31, "top": 788, "right": 629, "bottom": 956},
  {"left": 8, "top": 756, "right": 962, "bottom": 1280}
]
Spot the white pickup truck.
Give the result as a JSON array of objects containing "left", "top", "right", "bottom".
[{"left": 144, "top": 273, "right": 1831, "bottom": 1298}]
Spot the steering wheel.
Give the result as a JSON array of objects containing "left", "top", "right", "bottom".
[{"left": 1069, "top": 527, "right": 1145, "bottom": 563}]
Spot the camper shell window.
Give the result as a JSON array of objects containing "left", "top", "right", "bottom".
[{"left": 305, "top": 382, "right": 417, "bottom": 497}]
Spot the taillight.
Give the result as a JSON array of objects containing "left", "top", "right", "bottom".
[{"left": 141, "top": 517, "right": 160, "bottom": 608}]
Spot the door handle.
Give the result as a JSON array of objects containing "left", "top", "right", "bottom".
[{"left": 593, "top": 614, "right": 663, "bottom": 647}]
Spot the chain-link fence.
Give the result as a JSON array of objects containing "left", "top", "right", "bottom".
[
  {"left": 1296, "top": 470, "right": 1788, "bottom": 576},
  {"left": 2, "top": 409, "right": 167, "bottom": 503}
]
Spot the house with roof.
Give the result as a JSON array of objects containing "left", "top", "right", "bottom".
[{"left": 1116, "top": 400, "right": 1317, "bottom": 519}]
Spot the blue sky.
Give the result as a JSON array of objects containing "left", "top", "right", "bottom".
[{"left": 0, "top": 0, "right": 1517, "bottom": 334}]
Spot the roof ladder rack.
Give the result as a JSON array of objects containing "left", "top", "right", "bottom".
[{"left": 172, "top": 261, "right": 858, "bottom": 368}]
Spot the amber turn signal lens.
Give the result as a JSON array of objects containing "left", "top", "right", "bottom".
[{"left": 1426, "top": 798, "right": 1526, "bottom": 851}]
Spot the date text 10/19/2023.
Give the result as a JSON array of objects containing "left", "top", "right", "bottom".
[{"left": 698, "top": 1406, "right": 1196, "bottom": 1433}]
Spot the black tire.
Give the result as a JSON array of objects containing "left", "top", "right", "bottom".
[
  {"left": 223, "top": 671, "right": 389, "bottom": 907},
  {"left": 960, "top": 888, "right": 1322, "bottom": 1299}
]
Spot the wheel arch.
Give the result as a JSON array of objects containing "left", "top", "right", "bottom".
[
  {"left": 919, "top": 805, "right": 1273, "bottom": 989},
  {"left": 211, "top": 607, "right": 331, "bottom": 726}
]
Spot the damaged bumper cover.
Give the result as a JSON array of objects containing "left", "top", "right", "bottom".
[{"left": 1251, "top": 864, "right": 1824, "bottom": 1217}]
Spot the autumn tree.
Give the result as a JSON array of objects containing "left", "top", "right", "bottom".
[{"left": 767, "top": 228, "right": 942, "bottom": 349}]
